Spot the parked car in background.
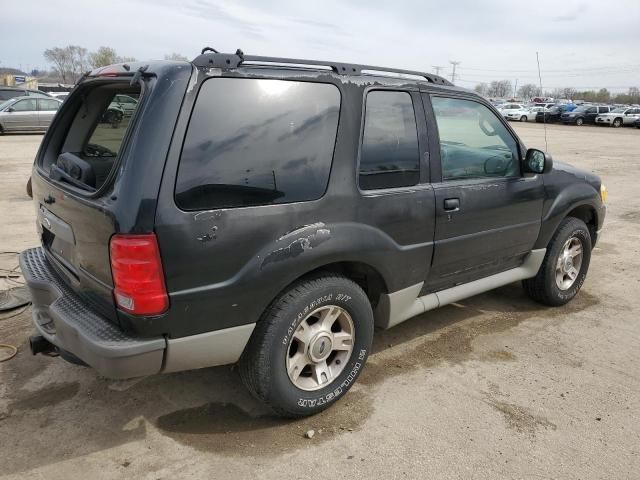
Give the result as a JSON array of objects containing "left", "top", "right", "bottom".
[
  {"left": 111, "top": 94, "right": 138, "bottom": 117},
  {"left": 498, "top": 103, "right": 527, "bottom": 117},
  {"left": 595, "top": 107, "right": 640, "bottom": 128},
  {"left": 49, "top": 92, "right": 70, "bottom": 101},
  {"left": 534, "top": 102, "right": 556, "bottom": 109},
  {"left": 536, "top": 104, "right": 572, "bottom": 123},
  {"left": 635, "top": 117, "right": 640, "bottom": 129},
  {"left": 562, "top": 105, "right": 613, "bottom": 126},
  {"left": 504, "top": 106, "right": 543, "bottom": 122},
  {"left": 0, "top": 96, "right": 62, "bottom": 133},
  {"left": 0, "top": 87, "right": 54, "bottom": 101}
]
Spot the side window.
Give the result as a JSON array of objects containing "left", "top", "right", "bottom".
[
  {"left": 359, "top": 91, "right": 420, "bottom": 190},
  {"left": 587, "top": 107, "right": 597, "bottom": 114},
  {"left": 12, "top": 99, "right": 37, "bottom": 112},
  {"left": 39, "top": 99, "right": 60, "bottom": 111},
  {"left": 431, "top": 96, "right": 520, "bottom": 181},
  {"left": 176, "top": 78, "right": 341, "bottom": 210}
]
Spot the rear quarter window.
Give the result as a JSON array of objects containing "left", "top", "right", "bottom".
[{"left": 175, "top": 78, "right": 341, "bottom": 210}]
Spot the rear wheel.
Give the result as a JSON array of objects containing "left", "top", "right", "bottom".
[
  {"left": 239, "top": 273, "right": 374, "bottom": 417},
  {"left": 575, "top": 117, "right": 584, "bottom": 126},
  {"left": 523, "top": 217, "right": 591, "bottom": 306},
  {"left": 612, "top": 118, "right": 623, "bottom": 128}
]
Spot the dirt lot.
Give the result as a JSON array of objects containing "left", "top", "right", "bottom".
[{"left": 1, "top": 123, "right": 639, "bottom": 479}]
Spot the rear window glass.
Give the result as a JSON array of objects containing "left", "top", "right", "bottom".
[
  {"left": 176, "top": 78, "right": 340, "bottom": 210},
  {"left": 44, "top": 83, "right": 140, "bottom": 192},
  {"left": 359, "top": 91, "right": 420, "bottom": 190}
]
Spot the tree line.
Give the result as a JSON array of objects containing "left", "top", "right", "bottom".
[
  {"left": 42, "top": 45, "right": 188, "bottom": 83},
  {"left": 474, "top": 80, "right": 640, "bottom": 104}
]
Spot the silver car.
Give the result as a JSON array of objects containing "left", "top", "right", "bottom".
[
  {"left": 595, "top": 107, "right": 640, "bottom": 128},
  {"left": 0, "top": 96, "right": 62, "bottom": 134}
]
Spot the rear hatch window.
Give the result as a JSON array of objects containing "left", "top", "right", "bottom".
[{"left": 41, "top": 82, "right": 141, "bottom": 193}]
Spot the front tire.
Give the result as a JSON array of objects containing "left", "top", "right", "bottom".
[
  {"left": 612, "top": 118, "right": 623, "bottom": 128},
  {"left": 523, "top": 217, "right": 592, "bottom": 306},
  {"left": 520, "top": 115, "right": 528, "bottom": 122},
  {"left": 576, "top": 117, "right": 584, "bottom": 126},
  {"left": 239, "top": 273, "right": 374, "bottom": 417}
]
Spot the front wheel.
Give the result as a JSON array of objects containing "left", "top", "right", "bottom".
[
  {"left": 612, "top": 118, "right": 623, "bottom": 128},
  {"left": 575, "top": 117, "right": 584, "bottom": 126},
  {"left": 239, "top": 274, "right": 374, "bottom": 417},
  {"left": 523, "top": 217, "right": 592, "bottom": 306},
  {"left": 520, "top": 115, "right": 528, "bottom": 122}
]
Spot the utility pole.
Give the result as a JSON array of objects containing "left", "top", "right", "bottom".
[
  {"left": 432, "top": 65, "right": 444, "bottom": 76},
  {"left": 514, "top": 78, "right": 518, "bottom": 98},
  {"left": 449, "top": 61, "right": 460, "bottom": 84}
]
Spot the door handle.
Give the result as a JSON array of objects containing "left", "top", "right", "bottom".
[{"left": 444, "top": 198, "right": 460, "bottom": 211}]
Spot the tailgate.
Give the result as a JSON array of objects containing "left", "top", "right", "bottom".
[{"left": 33, "top": 174, "right": 119, "bottom": 323}]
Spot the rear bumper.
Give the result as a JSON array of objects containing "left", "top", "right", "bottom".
[
  {"left": 20, "top": 247, "right": 255, "bottom": 379},
  {"left": 20, "top": 247, "right": 166, "bottom": 378}
]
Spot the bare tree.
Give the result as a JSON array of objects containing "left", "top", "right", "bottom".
[
  {"left": 474, "top": 82, "right": 489, "bottom": 96},
  {"left": 517, "top": 83, "right": 538, "bottom": 100},
  {"left": 89, "top": 46, "right": 136, "bottom": 68},
  {"left": 561, "top": 87, "right": 577, "bottom": 100},
  {"left": 44, "top": 47, "right": 74, "bottom": 83},
  {"left": 488, "top": 80, "right": 512, "bottom": 98},
  {"left": 44, "top": 45, "right": 90, "bottom": 83}
]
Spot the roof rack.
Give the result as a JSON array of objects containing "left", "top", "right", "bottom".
[{"left": 192, "top": 48, "right": 453, "bottom": 86}]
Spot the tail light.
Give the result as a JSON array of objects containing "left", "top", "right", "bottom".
[{"left": 109, "top": 234, "right": 169, "bottom": 315}]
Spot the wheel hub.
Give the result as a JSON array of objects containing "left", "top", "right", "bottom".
[{"left": 308, "top": 333, "right": 333, "bottom": 362}]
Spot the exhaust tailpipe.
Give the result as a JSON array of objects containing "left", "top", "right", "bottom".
[{"left": 29, "top": 335, "right": 55, "bottom": 355}]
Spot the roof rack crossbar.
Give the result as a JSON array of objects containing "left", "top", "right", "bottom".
[{"left": 191, "top": 50, "right": 453, "bottom": 86}]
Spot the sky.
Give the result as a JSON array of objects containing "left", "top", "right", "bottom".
[{"left": 2, "top": 0, "right": 639, "bottom": 92}]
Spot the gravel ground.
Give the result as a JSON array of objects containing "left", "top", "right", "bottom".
[{"left": 0, "top": 123, "right": 639, "bottom": 479}]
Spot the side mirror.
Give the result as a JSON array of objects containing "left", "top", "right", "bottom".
[
  {"left": 5, "top": 107, "right": 14, "bottom": 113},
  {"left": 524, "top": 148, "right": 553, "bottom": 174}
]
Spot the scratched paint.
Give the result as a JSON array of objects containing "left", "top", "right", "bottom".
[{"left": 262, "top": 226, "right": 331, "bottom": 268}]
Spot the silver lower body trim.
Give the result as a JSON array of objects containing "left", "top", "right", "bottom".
[
  {"left": 163, "top": 323, "right": 255, "bottom": 374},
  {"left": 375, "top": 248, "right": 546, "bottom": 329}
]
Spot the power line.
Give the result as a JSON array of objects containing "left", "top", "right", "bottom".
[{"left": 457, "top": 63, "right": 640, "bottom": 73}]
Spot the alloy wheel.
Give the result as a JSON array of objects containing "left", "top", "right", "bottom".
[{"left": 286, "top": 305, "right": 355, "bottom": 391}]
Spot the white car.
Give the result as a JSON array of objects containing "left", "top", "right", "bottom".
[
  {"left": 595, "top": 107, "right": 640, "bottom": 128},
  {"left": 497, "top": 103, "right": 527, "bottom": 117},
  {"left": 504, "top": 106, "right": 545, "bottom": 122}
]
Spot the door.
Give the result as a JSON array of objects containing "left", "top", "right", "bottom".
[
  {"left": 625, "top": 108, "right": 640, "bottom": 125},
  {"left": 3, "top": 98, "right": 38, "bottom": 130},
  {"left": 584, "top": 106, "right": 598, "bottom": 123},
  {"left": 423, "top": 94, "right": 545, "bottom": 292},
  {"left": 37, "top": 98, "right": 60, "bottom": 128}
]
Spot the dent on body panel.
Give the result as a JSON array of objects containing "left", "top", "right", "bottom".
[{"left": 262, "top": 223, "right": 331, "bottom": 268}]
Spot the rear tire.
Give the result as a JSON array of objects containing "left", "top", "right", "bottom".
[
  {"left": 523, "top": 217, "right": 591, "bottom": 306},
  {"left": 239, "top": 273, "right": 374, "bottom": 417}
]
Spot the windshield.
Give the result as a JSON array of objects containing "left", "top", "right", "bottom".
[
  {"left": 0, "top": 99, "right": 15, "bottom": 111},
  {"left": 611, "top": 108, "right": 627, "bottom": 113},
  {"left": 574, "top": 106, "right": 589, "bottom": 112}
]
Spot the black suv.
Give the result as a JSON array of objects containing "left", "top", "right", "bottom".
[
  {"left": 561, "top": 105, "right": 612, "bottom": 125},
  {"left": 535, "top": 104, "right": 569, "bottom": 123},
  {"left": 21, "top": 50, "right": 606, "bottom": 417}
]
